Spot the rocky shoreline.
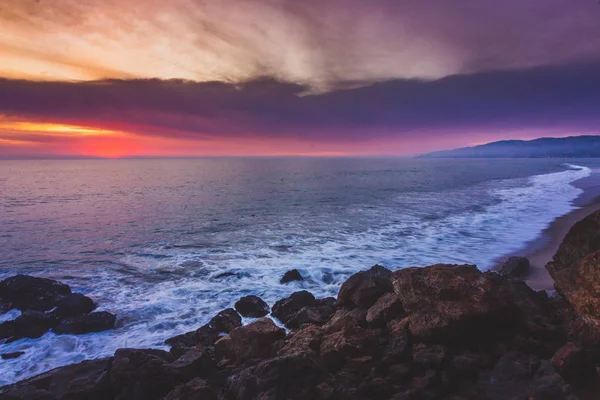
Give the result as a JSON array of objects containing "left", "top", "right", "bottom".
[{"left": 2, "top": 210, "right": 600, "bottom": 399}]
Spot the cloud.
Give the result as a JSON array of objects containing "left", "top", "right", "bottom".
[
  {"left": 1, "top": 62, "right": 599, "bottom": 150},
  {"left": 0, "top": 0, "right": 599, "bottom": 88}
]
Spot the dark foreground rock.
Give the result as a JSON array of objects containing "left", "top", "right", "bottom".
[
  {"left": 0, "top": 275, "right": 116, "bottom": 341},
  {"left": 0, "top": 275, "right": 71, "bottom": 312},
  {"left": 234, "top": 295, "right": 269, "bottom": 318},
  {"left": 6, "top": 208, "right": 600, "bottom": 399}
]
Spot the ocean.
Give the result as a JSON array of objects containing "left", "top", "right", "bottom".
[{"left": 0, "top": 157, "right": 596, "bottom": 384}]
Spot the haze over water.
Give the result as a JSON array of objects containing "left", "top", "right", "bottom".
[{"left": 0, "top": 157, "right": 595, "bottom": 384}]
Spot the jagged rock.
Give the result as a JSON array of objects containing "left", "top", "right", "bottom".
[
  {"left": 322, "top": 308, "right": 367, "bottom": 333},
  {"left": 1, "top": 351, "right": 24, "bottom": 360},
  {"left": 0, "top": 358, "right": 112, "bottom": 400},
  {"left": 225, "top": 352, "right": 326, "bottom": 400},
  {"left": 0, "top": 275, "right": 71, "bottom": 311},
  {"left": 271, "top": 291, "right": 317, "bottom": 327},
  {"left": 366, "top": 292, "right": 405, "bottom": 327},
  {"left": 319, "top": 319, "right": 370, "bottom": 368},
  {"left": 391, "top": 264, "right": 554, "bottom": 344},
  {"left": 208, "top": 308, "right": 241, "bottom": 333},
  {"left": 234, "top": 295, "right": 269, "bottom": 318},
  {"left": 547, "top": 210, "right": 600, "bottom": 330},
  {"left": 280, "top": 269, "right": 303, "bottom": 283},
  {"left": 54, "top": 293, "right": 96, "bottom": 318},
  {"left": 165, "top": 324, "right": 220, "bottom": 356},
  {"left": 110, "top": 349, "right": 182, "bottom": 400},
  {"left": 497, "top": 256, "right": 530, "bottom": 278},
  {"left": 477, "top": 352, "right": 575, "bottom": 400},
  {"left": 164, "top": 377, "right": 217, "bottom": 400},
  {"left": 0, "top": 311, "right": 58, "bottom": 341},
  {"left": 337, "top": 265, "right": 393, "bottom": 309},
  {"left": 53, "top": 311, "right": 116, "bottom": 335},
  {"left": 278, "top": 324, "right": 323, "bottom": 357},
  {"left": 214, "top": 318, "right": 285, "bottom": 362}
]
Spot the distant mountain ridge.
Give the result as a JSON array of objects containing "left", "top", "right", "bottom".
[{"left": 421, "top": 135, "right": 600, "bottom": 158}]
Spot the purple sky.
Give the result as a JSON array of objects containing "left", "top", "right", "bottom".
[{"left": 0, "top": 0, "right": 599, "bottom": 156}]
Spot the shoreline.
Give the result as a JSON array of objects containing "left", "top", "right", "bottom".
[{"left": 495, "top": 169, "right": 600, "bottom": 290}]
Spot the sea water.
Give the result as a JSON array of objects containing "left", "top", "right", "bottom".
[{"left": 0, "top": 157, "right": 595, "bottom": 384}]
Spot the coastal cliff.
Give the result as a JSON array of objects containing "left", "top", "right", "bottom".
[{"left": 2, "top": 212, "right": 600, "bottom": 399}]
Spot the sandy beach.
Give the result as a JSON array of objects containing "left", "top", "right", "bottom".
[{"left": 498, "top": 169, "right": 600, "bottom": 290}]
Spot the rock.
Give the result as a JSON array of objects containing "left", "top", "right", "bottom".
[
  {"left": 365, "top": 292, "right": 405, "bottom": 327},
  {"left": 1, "top": 351, "right": 24, "bottom": 360},
  {"left": 551, "top": 342, "right": 594, "bottom": 382},
  {"left": 54, "top": 293, "right": 96, "bottom": 318},
  {"left": 208, "top": 308, "right": 241, "bottom": 333},
  {"left": 477, "top": 352, "right": 573, "bottom": 400},
  {"left": 337, "top": 265, "right": 393, "bottom": 309},
  {"left": 278, "top": 324, "right": 323, "bottom": 357},
  {"left": 549, "top": 250, "right": 600, "bottom": 330},
  {"left": 110, "top": 348, "right": 182, "bottom": 400},
  {"left": 271, "top": 291, "right": 317, "bottom": 327},
  {"left": 0, "top": 311, "right": 58, "bottom": 341},
  {"left": 285, "top": 306, "right": 325, "bottom": 329},
  {"left": 53, "top": 311, "right": 116, "bottom": 335},
  {"left": 280, "top": 269, "right": 303, "bottom": 283},
  {"left": 322, "top": 308, "right": 367, "bottom": 333},
  {"left": 391, "top": 264, "right": 553, "bottom": 344},
  {"left": 165, "top": 324, "right": 220, "bottom": 356},
  {"left": 214, "top": 318, "right": 285, "bottom": 362},
  {"left": 412, "top": 343, "right": 448, "bottom": 370},
  {"left": 164, "top": 377, "right": 217, "bottom": 400},
  {"left": 234, "top": 295, "right": 269, "bottom": 318},
  {"left": 225, "top": 352, "right": 325, "bottom": 400},
  {"left": 497, "top": 256, "right": 530, "bottom": 278},
  {"left": 547, "top": 210, "right": 600, "bottom": 330},
  {"left": 320, "top": 319, "right": 370, "bottom": 368},
  {"left": 0, "top": 358, "right": 112, "bottom": 400},
  {"left": 0, "top": 275, "right": 71, "bottom": 311}
]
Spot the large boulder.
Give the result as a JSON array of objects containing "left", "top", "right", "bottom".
[
  {"left": 391, "top": 264, "right": 554, "bottom": 344},
  {"left": 0, "top": 275, "right": 71, "bottom": 311},
  {"left": 110, "top": 348, "right": 182, "bottom": 400},
  {"left": 225, "top": 352, "right": 326, "bottom": 400},
  {"left": 54, "top": 311, "right": 116, "bottom": 335},
  {"left": 234, "top": 295, "right": 269, "bottom": 318},
  {"left": 54, "top": 294, "right": 96, "bottom": 318},
  {"left": 271, "top": 291, "right": 317, "bottom": 327},
  {"left": 337, "top": 265, "right": 393, "bottom": 309},
  {"left": 547, "top": 210, "right": 600, "bottom": 330},
  {"left": 165, "top": 324, "right": 220, "bottom": 356},
  {"left": 214, "top": 318, "right": 285, "bottom": 362},
  {"left": 208, "top": 308, "right": 241, "bottom": 334},
  {"left": 0, "top": 311, "right": 58, "bottom": 341},
  {"left": 0, "top": 358, "right": 112, "bottom": 400}
]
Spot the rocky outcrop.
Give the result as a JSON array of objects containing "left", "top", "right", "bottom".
[
  {"left": 0, "top": 275, "right": 116, "bottom": 343},
  {"left": 234, "top": 295, "right": 269, "bottom": 318},
  {"left": 280, "top": 269, "right": 303, "bottom": 283},
  {"left": 337, "top": 265, "right": 393, "bottom": 309},
  {"left": 3, "top": 243, "right": 600, "bottom": 400},
  {"left": 0, "top": 275, "right": 71, "bottom": 311},
  {"left": 547, "top": 209, "right": 600, "bottom": 330},
  {"left": 497, "top": 256, "right": 530, "bottom": 277}
]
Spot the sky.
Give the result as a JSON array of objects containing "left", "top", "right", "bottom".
[{"left": 0, "top": 0, "right": 599, "bottom": 158}]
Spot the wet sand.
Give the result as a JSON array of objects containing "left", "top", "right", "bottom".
[{"left": 496, "top": 170, "right": 600, "bottom": 291}]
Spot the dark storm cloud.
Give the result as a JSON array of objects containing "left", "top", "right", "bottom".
[{"left": 1, "top": 62, "right": 599, "bottom": 142}]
